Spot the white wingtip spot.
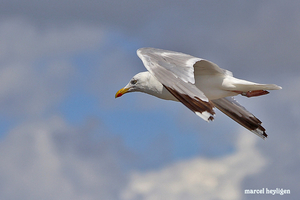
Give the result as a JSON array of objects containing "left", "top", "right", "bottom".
[
  {"left": 251, "top": 128, "right": 268, "bottom": 140},
  {"left": 195, "top": 111, "right": 213, "bottom": 122}
]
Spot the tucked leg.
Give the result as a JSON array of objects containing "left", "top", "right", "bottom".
[{"left": 232, "top": 90, "right": 269, "bottom": 98}]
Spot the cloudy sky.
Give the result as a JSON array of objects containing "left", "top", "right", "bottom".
[{"left": 0, "top": 0, "right": 299, "bottom": 199}]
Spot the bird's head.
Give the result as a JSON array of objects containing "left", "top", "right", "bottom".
[{"left": 115, "top": 72, "right": 151, "bottom": 98}]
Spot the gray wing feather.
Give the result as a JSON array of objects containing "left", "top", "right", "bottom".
[
  {"left": 194, "top": 60, "right": 233, "bottom": 76},
  {"left": 137, "top": 48, "right": 209, "bottom": 102},
  {"left": 138, "top": 47, "right": 199, "bottom": 84},
  {"left": 137, "top": 47, "right": 215, "bottom": 121}
]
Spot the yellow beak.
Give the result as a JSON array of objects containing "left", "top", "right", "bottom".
[{"left": 115, "top": 87, "right": 130, "bottom": 98}]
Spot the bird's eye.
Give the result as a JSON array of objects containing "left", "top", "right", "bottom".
[{"left": 130, "top": 79, "right": 137, "bottom": 85}]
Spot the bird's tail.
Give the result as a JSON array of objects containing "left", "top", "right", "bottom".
[
  {"left": 211, "top": 97, "right": 267, "bottom": 139},
  {"left": 233, "top": 82, "right": 282, "bottom": 91},
  {"left": 228, "top": 78, "right": 282, "bottom": 97}
]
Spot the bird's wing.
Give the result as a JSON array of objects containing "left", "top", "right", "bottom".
[
  {"left": 211, "top": 97, "right": 267, "bottom": 139},
  {"left": 137, "top": 47, "right": 215, "bottom": 121},
  {"left": 193, "top": 59, "right": 233, "bottom": 77}
]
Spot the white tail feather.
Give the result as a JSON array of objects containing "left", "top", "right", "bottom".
[{"left": 233, "top": 82, "right": 282, "bottom": 92}]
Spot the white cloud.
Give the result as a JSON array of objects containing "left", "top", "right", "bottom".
[
  {"left": 0, "top": 116, "right": 131, "bottom": 200},
  {"left": 0, "top": 19, "right": 131, "bottom": 199},
  {"left": 121, "top": 133, "right": 266, "bottom": 200}
]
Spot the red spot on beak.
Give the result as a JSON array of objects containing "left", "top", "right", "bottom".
[{"left": 115, "top": 87, "right": 129, "bottom": 98}]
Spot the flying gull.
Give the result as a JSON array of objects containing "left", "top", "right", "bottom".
[{"left": 115, "top": 48, "right": 282, "bottom": 139}]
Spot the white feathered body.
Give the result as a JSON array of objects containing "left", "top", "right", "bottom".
[
  {"left": 195, "top": 74, "right": 280, "bottom": 100},
  {"left": 141, "top": 71, "right": 279, "bottom": 101}
]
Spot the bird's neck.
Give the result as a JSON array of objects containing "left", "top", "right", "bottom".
[{"left": 143, "top": 73, "right": 178, "bottom": 101}]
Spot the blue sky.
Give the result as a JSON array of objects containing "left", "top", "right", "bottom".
[{"left": 0, "top": 1, "right": 299, "bottom": 199}]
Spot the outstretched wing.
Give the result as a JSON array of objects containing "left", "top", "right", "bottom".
[
  {"left": 212, "top": 97, "right": 268, "bottom": 139},
  {"left": 137, "top": 47, "right": 215, "bottom": 121}
]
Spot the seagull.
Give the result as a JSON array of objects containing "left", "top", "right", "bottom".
[{"left": 115, "top": 48, "right": 282, "bottom": 139}]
